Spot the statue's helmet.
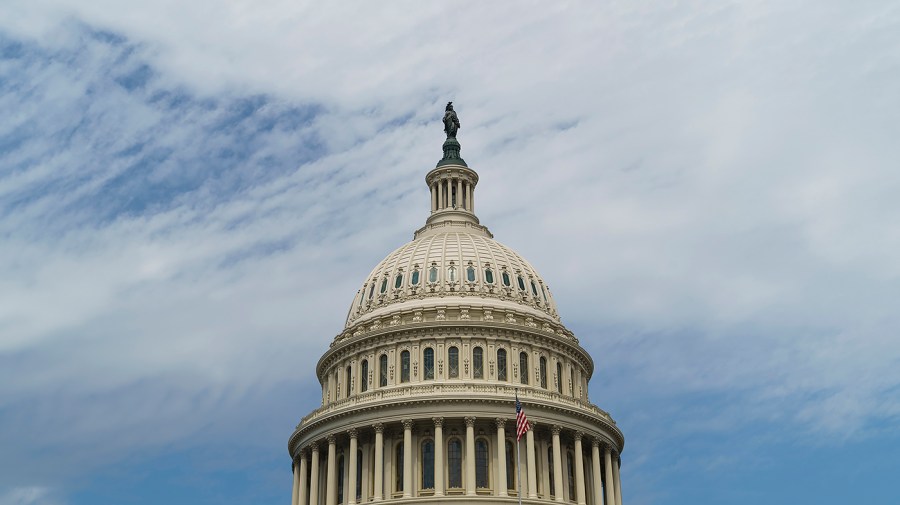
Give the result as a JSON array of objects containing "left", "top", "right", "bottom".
[{"left": 446, "top": 101, "right": 453, "bottom": 111}]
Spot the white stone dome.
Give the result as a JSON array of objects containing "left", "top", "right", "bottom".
[{"left": 346, "top": 230, "right": 560, "bottom": 328}]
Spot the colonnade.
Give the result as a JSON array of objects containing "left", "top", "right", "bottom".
[
  {"left": 291, "top": 418, "right": 622, "bottom": 505},
  {"left": 430, "top": 177, "right": 474, "bottom": 213}
]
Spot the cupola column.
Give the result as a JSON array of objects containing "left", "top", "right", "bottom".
[
  {"left": 465, "top": 417, "right": 477, "bottom": 496},
  {"left": 574, "top": 432, "right": 586, "bottom": 505},
  {"left": 591, "top": 440, "right": 603, "bottom": 505},
  {"left": 612, "top": 455, "right": 622, "bottom": 505},
  {"left": 326, "top": 435, "right": 337, "bottom": 505},
  {"left": 347, "top": 430, "right": 358, "bottom": 505},
  {"left": 433, "top": 418, "right": 445, "bottom": 496},
  {"left": 373, "top": 424, "right": 384, "bottom": 501},
  {"left": 604, "top": 446, "right": 616, "bottom": 505},
  {"left": 551, "top": 425, "right": 564, "bottom": 502},
  {"left": 309, "top": 444, "right": 320, "bottom": 505},
  {"left": 467, "top": 182, "right": 473, "bottom": 213},
  {"left": 495, "top": 418, "right": 508, "bottom": 496},
  {"left": 431, "top": 184, "right": 437, "bottom": 212},
  {"left": 526, "top": 424, "right": 538, "bottom": 498},
  {"left": 402, "top": 419, "right": 413, "bottom": 497},
  {"left": 457, "top": 179, "right": 463, "bottom": 209}
]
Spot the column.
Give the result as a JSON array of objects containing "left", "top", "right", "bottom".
[
  {"left": 431, "top": 183, "right": 437, "bottom": 212},
  {"left": 604, "top": 446, "right": 616, "bottom": 505},
  {"left": 348, "top": 429, "right": 359, "bottom": 505},
  {"left": 526, "top": 424, "right": 537, "bottom": 498},
  {"left": 574, "top": 432, "right": 586, "bottom": 505},
  {"left": 551, "top": 425, "right": 564, "bottom": 502},
  {"left": 612, "top": 455, "right": 622, "bottom": 505},
  {"left": 310, "top": 444, "right": 320, "bottom": 505},
  {"left": 495, "top": 418, "right": 507, "bottom": 496},
  {"left": 437, "top": 180, "right": 443, "bottom": 209},
  {"left": 456, "top": 179, "right": 463, "bottom": 208},
  {"left": 299, "top": 450, "right": 309, "bottom": 505},
  {"left": 465, "top": 416, "right": 476, "bottom": 496},
  {"left": 402, "top": 419, "right": 413, "bottom": 497},
  {"left": 591, "top": 440, "right": 602, "bottom": 505},
  {"left": 434, "top": 417, "right": 445, "bottom": 496},
  {"left": 326, "top": 435, "right": 337, "bottom": 505},
  {"left": 468, "top": 182, "right": 473, "bottom": 213},
  {"left": 373, "top": 424, "right": 384, "bottom": 501},
  {"left": 293, "top": 457, "right": 301, "bottom": 505}
]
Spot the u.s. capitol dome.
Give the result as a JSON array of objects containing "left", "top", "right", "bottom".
[{"left": 288, "top": 104, "right": 625, "bottom": 505}]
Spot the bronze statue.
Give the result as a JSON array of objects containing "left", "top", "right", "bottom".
[{"left": 443, "top": 102, "right": 460, "bottom": 138}]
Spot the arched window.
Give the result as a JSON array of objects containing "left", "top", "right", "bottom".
[
  {"left": 356, "top": 449, "right": 363, "bottom": 500},
  {"left": 380, "top": 277, "right": 388, "bottom": 294},
  {"left": 369, "top": 282, "right": 376, "bottom": 299},
  {"left": 540, "top": 357, "right": 548, "bottom": 389},
  {"left": 422, "top": 439, "right": 435, "bottom": 490},
  {"left": 379, "top": 355, "right": 388, "bottom": 387},
  {"left": 520, "top": 352, "right": 529, "bottom": 385},
  {"left": 473, "top": 347, "right": 484, "bottom": 379},
  {"left": 337, "top": 454, "right": 345, "bottom": 504},
  {"left": 360, "top": 360, "right": 369, "bottom": 393},
  {"left": 570, "top": 369, "right": 575, "bottom": 396},
  {"left": 548, "top": 447, "right": 555, "bottom": 496},
  {"left": 346, "top": 366, "right": 352, "bottom": 397},
  {"left": 556, "top": 362, "right": 563, "bottom": 393},
  {"left": 411, "top": 268, "right": 420, "bottom": 286},
  {"left": 502, "top": 270, "right": 511, "bottom": 287},
  {"left": 394, "top": 273, "right": 403, "bottom": 289},
  {"left": 497, "top": 349, "right": 508, "bottom": 381},
  {"left": 358, "top": 289, "right": 365, "bottom": 309},
  {"left": 531, "top": 280, "right": 539, "bottom": 296},
  {"left": 541, "top": 285, "right": 548, "bottom": 303},
  {"left": 400, "top": 350, "right": 410, "bottom": 383},
  {"left": 423, "top": 348, "right": 435, "bottom": 380},
  {"left": 475, "top": 438, "right": 489, "bottom": 488},
  {"left": 484, "top": 268, "right": 494, "bottom": 284},
  {"left": 466, "top": 265, "right": 476, "bottom": 282},
  {"left": 448, "top": 347, "right": 459, "bottom": 378},
  {"left": 448, "top": 438, "right": 463, "bottom": 489},
  {"left": 505, "top": 440, "right": 515, "bottom": 490},
  {"left": 567, "top": 451, "right": 575, "bottom": 500},
  {"left": 517, "top": 275, "right": 526, "bottom": 291},
  {"left": 395, "top": 442, "right": 404, "bottom": 492}
]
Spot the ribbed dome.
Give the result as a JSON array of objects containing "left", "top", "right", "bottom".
[{"left": 346, "top": 231, "right": 559, "bottom": 327}]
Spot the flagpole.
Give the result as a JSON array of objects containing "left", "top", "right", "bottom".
[{"left": 516, "top": 388, "right": 523, "bottom": 505}]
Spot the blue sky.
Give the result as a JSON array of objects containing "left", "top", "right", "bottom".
[{"left": 2, "top": 1, "right": 899, "bottom": 504}]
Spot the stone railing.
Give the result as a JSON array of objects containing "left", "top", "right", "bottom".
[{"left": 298, "top": 382, "right": 613, "bottom": 429}]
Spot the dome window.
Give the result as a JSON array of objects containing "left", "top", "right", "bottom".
[
  {"left": 379, "top": 355, "right": 388, "bottom": 387},
  {"left": 520, "top": 352, "right": 529, "bottom": 385},
  {"left": 360, "top": 360, "right": 369, "bottom": 392},
  {"left": 448, "top": 346, "right": 459, "bottom": 378},
  {"left": 530, "top": 280, "right": 538, "bottom": 296},
  {"left": 368, "top": 282, "right": 376, "bottom": 299},
  {"left": 497, "top": 349, "right": 508, "bottom": 381},
  {"left": 466, "top": 265, "right": 476, "bottom": 282},
  {"left": 380, "top": 277, "right": 388, "bottom": 294},
  {"left": 517, "top": 275, "right": 526, "bottom": 291},
  {"left": 411, "top": 268, "right": 420, "bottom": 286},
  {"left": 428, "top": 264, "right": 439, "bottom": 283},
  {"left": 541, "top": 285, "right": 548, "bottom": 303},
  {"left": 447, "top": 265, "right": 457, "bottom": 282},
  {"left": 423, "top": 347, "right": 435, "bottom": 380},
  {"left": 394, "top": 273, "right": 403, "bottom": 289},
  {"left": 400, "top": 350, "right": 410, "bottom": 383},
  {"left": 473, "top": 347, "right": 484, "bottom": 379},
  {"left": 484, "top": 268, "right": 494, "bottom": 284},
  {"left": 540, "top": 357, "right": 548, "bottom": 389},
  {"left": 501, "top": 271, "right": 511, "bottom": 287}
]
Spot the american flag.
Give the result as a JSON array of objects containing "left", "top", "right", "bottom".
[{"left": 515, "top": 394, "right": 530, "bottom": 441}]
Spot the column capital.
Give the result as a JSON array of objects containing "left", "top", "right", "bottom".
[
  {"left": 494, "top": 417, "right": 506, "bottom": 429},
  {"left": 573, "top": 430, "right": 583, "bottom": 441},
  {"left": 551, "top": 424, "right": 561, "bottom": 436},
  {"left": 310, "top": 442, "right": 319, "bottom": 453},
  {"left": 300, "top": 447, "right": 308, "bottom": 458},
  {"left": 326, "top": 434, "right": 336, "bottom": 445},
  {"left": 401, "top": 418, "right": 414, "bottom": 430},
  {"left": 432, "top": 416, "right": 444, "bottom": 427},
  {"left": 373, "top": 423, "right": 384, "bottom": 434},
  {"left": 347, "top": 428, "right": 358, "bottom": 439},
  {"left": 464, "top": 416, "right": 476, "bottom": 428},
  {"left": 592, "top": 438, "right": 601, "bottom": 448}
]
